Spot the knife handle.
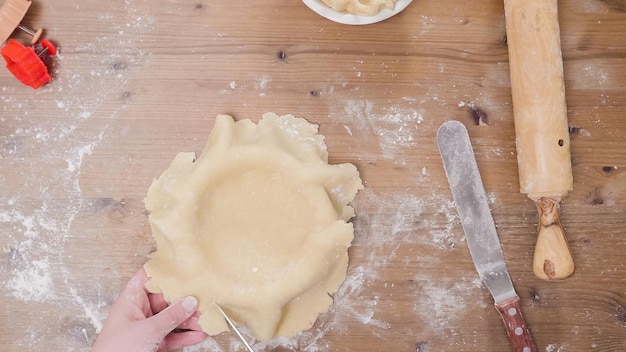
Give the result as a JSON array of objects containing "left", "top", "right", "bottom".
[{"left": 495, "top": 295, "right": 537, "bottom": 352}]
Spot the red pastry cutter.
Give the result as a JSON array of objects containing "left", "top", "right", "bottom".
[{"left": 1, "top": 38, "right": 55, "bottom": 89}]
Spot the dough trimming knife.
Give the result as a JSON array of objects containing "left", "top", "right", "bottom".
[{"left": 214, "top": 303, "right": 256, "bottom": 352}]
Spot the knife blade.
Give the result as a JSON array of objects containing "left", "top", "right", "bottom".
[
  {"left": 436, "top": 120, "right": 537, "bottom": 352},
  {"left": 214, "top": 303, "right": 256, "bottom": 352}
]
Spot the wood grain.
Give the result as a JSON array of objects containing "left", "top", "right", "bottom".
[{"left": 1, "top": 0, "right": 625, "bottom": 351}]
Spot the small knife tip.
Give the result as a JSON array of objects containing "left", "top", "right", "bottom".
[{"left": 214, "top": 302, "right": 256, "bottom": 352}]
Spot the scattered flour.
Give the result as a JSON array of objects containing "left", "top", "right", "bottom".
[
  {"left": 584, "top": 65, "right": 609, "bottom": 87},
  {"left": 255, "top": 75, "right": 272, "bottom": 91},
  {"left": 253, "top": 75, "right": 272, "bottom": 97},
  {"left": 185, "top": 338, "right": 225, "bottom": 352},
  {"left": 335, "top": 99, "right": 425, "bottom": 159},
  {"left": 420, "top": 15, "right": 436, "bottom": 34},
  {"left": 0, "top": 0, "right": 157, "bottom": 349},
  {"left": 546, "top": 343, "right": 568, "bottom": 352},
  {"left": 70, "top": 287, "right": 106, "bottom": 333},
  {"left": 414, "top": 276, "right": 484, "bottom": 333},
  {"left": 6, "top": 257, "right": 56, "bottom": 302}
]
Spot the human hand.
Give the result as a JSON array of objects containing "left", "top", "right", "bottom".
[{"left": 92, "top": 268, "right": 207, "bottom": 352}]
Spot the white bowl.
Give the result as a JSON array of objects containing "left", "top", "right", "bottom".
[{"left": 302, "top": 0, "right": 413, "bottom": 25}]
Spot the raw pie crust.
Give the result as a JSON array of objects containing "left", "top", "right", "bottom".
[
  {"left": 320, "top": 0, "right": 397, "bottom": 16},
  {"left": 143, "top": 113, "right": 363, "bottom": 340}
]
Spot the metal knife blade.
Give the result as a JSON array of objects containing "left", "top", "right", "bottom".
[
  {"left": 437, "top": 121, "right": 537, "bottom": 352},
  {"left": 215, "top": 303, "right": 256, "bottom": 352}
]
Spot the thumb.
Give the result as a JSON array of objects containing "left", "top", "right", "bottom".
[{"left": 148, "top": 296, "right": 199, "bottom": 337}]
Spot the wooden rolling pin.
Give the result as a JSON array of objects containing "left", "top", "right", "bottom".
[{"left": 504, "top": 0, "right": 575, "bottom": 280}]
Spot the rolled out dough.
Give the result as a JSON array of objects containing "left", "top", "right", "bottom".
[{"left": 143, "top": 113, "right": 363, "bottom": 341}]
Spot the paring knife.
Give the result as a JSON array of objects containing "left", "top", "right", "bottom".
[
  {"left": 214, "top": 303, "right": 256, "bottom": 352},
  {"left": 436, "top": 121, "right": 537, "bottom": 352}
]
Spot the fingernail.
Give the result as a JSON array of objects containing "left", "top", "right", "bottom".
[{"left": 182, "top": 296, "right": 198, "bottom": 313}]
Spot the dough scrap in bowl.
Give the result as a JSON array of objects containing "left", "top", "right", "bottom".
[
  {"left": 302, "top": 0, "right": 412, "bottom": 25},
  {"left": 143, "top": 113, "right": 363, "bottom": 341},
  {"left": 321, "top": 0, "right": 397, "bottom": 16}
]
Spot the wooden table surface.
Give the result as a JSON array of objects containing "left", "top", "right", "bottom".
[{"left": 1, "top": 0, "right": 625, "bottom": 351}]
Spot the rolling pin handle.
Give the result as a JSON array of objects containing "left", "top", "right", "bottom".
[{"left": 533, "top": 197, "right": 575, "bottom": 280}]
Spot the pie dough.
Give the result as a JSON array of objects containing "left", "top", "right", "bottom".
[
  {"left": 143, "top": 113, "right": 363, "bottom": 341},
  {"left": 320, "top": 0, "right": 397, "bottom": 16}
]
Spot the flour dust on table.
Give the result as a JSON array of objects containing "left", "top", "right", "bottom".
[{"left": 0, "top": 1, "right": 158, "bottom": 349}]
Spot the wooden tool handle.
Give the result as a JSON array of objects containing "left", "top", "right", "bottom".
[
  {"left": 495, "top": 296, "right": 538, "bottom": 352},
  {"left": 533, "top": 197, "right": 575, "bottom": 280},
  {"left": 0, "top": 0, "right": 32, "bottom": 44}
]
